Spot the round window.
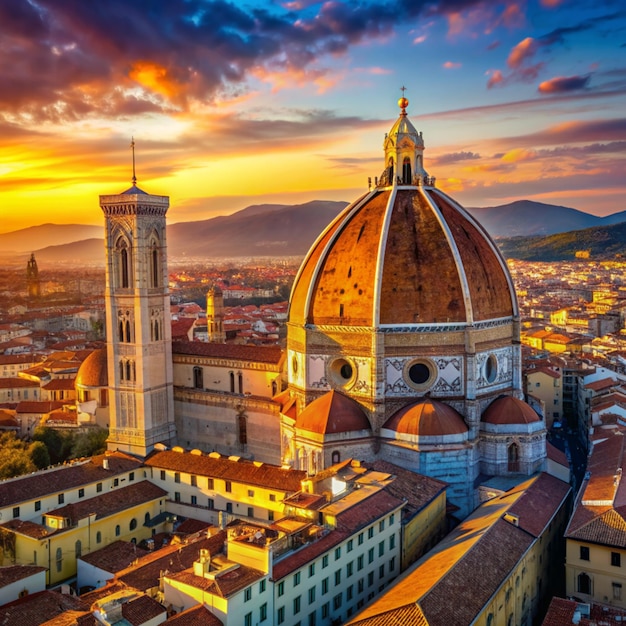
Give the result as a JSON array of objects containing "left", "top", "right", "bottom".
[
  {"left": 403, "top": 359, "right": 436, "bottom": 391},
  {"left": 329, "top": 357, "right": 357, "bottom": 389},
  {"left": 485, "top": 354, "right": 498, "bottom": 383}
]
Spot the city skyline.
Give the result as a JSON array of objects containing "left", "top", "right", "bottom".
[{"left": 1, "top": 0, "right": 625, "bottom": 234}]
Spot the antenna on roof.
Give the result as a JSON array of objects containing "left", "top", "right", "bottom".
[{"left": 131, "top": 137, "right": 137, "bottom": 186}]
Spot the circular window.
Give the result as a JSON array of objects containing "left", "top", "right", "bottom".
[
  {"left": 485, "top": 354, "right": 498, "bottom": 383},
  {"left": 403, "top": 359, "right": 436, "bottom": 391},
  {"left": 329, "top": 357, "right": 357, "bottom": 389}
]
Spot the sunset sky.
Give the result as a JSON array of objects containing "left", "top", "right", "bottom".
[{"left": 1, "top": 0, "right": 625, "bottom": 234}]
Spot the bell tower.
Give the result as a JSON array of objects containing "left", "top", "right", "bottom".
[{"left": 100, "top": 147, "right": 176, "bottom": 457}]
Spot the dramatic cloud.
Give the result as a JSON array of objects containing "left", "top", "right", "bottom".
[
  {"left": 507, "top": 37, "right": 537, "bottom": 68},
  {"left": 433, "top": 151, "right": 481, "bottom": 165},
  {"left": 538, "top": 74, "right": 591, "bottom": 93}
]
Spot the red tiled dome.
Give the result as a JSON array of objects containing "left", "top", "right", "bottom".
[
  {"left": 383, "top": 398, "right": 468, "bottom": 436},
  {"left": 75, "top": 348, "right": 108, "bottom": 388},
  {"left": 296, "top": 390, "right": 371, "bottom": 435},
  {"left": 482, "top": 396, "right": 540, "bottom": 425}
]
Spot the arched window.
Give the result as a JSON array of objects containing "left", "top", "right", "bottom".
[
  {"left": 115, "top": 524, "right": 121, "bottom": 537},
  {"left": 120, "top": 246, "right": 130, "bottom": 288},
  {"left": 118, "top": 320, "right": 125, "bottom": 341},
  {"left": 332, "top": 451, "right": 340, "bottom": 464},
  {"left": 119, "top": 360, "right": 125, "bottom": 381},
  {"left": 153, "top": 320, "right": 159, "bottom": 341},
  {"left": 402, "top": 157, "right": 411, "bottom": 184},
  {"left": 238, "top": 373, "right": 243, "bottom": 394},
  {"left": 578, "top": 572, "right": 591, "bottom": 595},
  {"left": 193, "top": 366, "right": 204, "bottom": 389},
  {"left": 238, "top": 412, "right": 247, "bottom": 446},
  {"left": 126, "top": 361, "right": 132, "bottom": 382},
  {"left": 508, "top": 443, "right": 520, "bottom": 472},
  {"left": 96, "top": 531, "right": 102, "bottom": 544},
  {"left": 230, "top": 372, "right": 235, "bottom": 393},
  {"left": 387, "top": 157, "right": 394, "bottom": 183},
  {"left": 124, "top": 320, "right": 130, "bottom": 343},
  {"left": 144, "top": 512, "right": 151, "bottom": 525},
  {"left": 75, "top": 540, "right": 82, "bottom": 559},
  {"left": 272, "top": 381, "right": 278, "bottom": 396},
  {"left": 56, "top": 547, "right": 63, "bottom": 572},
  {"left": 151, "top": 247, "right": 159, "bottom": 288},
  {"left": 129, "top": 518, "right": 137, "bottom": 531}
]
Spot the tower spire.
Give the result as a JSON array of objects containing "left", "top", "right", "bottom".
[{"left": 131, "top": 137, "right": 137, "bottom": 186}]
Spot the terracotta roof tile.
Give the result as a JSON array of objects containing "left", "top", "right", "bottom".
[
  {"left": 482, "top": 395, "right": 541, "bottom": 425},
  {"left": 79, "top": 540, "right": 149, "bottom": 572},
  {"left": 172, "top": 340, "right": 282, "bottom": 365},
  {"left": 296, "top": 390, "right": 371, "bottom": 434},
  {"left": 0, "top": 564, "right": 46, "bottom": 587},
  {"left": 145, "top": 450, "right": 305, "bottom": 492},
  {"left": 75, "top": 349, "right": 108, "bottom": 387},
  {"left": 0, "top": 590, "right": 87, "bottom": 626},
  {"left": 121, "top": 594, "right": 166, "bottom": 625},
  {"left": 165, "top": 604, "right": 223, "bottom": 625},
  {"left": 383, "top": 398, "right": 468, "bottom": 437}
]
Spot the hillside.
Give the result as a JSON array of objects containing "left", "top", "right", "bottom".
[
  {"left": 498, "top": 221, "right": 626, "bottom": 261},
  {"left": 0, "top": 223, "right": 101, "bottom": 253}
]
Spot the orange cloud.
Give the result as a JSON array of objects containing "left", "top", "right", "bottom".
[
  {"left": 443, "top": 61, "right": 461, "bottom": 69},
  {"left": 507, "top": 37, "right": 537, "bottom": 68},
  {"left": 501, "top": 148, "right": 537, "bottom": 163},
  {"left": 129, "top": 61, "right": 181, "bottom": 99},
  {"left": 487, "top": 69, "right": 505, "bottom": 88}
]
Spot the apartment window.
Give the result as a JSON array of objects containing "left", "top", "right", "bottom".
[
  {"left": 347, "top": 539, "right": 353, "bottom": 552},
  {"left": 115, "top": 525, "right": 121, "bottom": 537},
  {"left": 368, "top": 527, "right": 374, "bottom": 539},
  {"left": 614, "top": 582, "right": 623, "bottom": 600},
  {"left": 12, "top": 507, "right": 19, "bottom": 519},
  {"left": 308, "top": 611, "right": 316, "bottom": 626},
  {"left": 58, "top": 493, "right": 64, "bottom": 505},
  {"left": 260, "top": 603, "right": 267, "bottom": 622},
  {"left": 96, "top": 481, "right": 103, "bottom": 493},
  {"left": 379, "top": 564, "right": 385, "bottom": 579},
  {"left": 190, "top": 475, "right": 197, "bottom": 487},
  {"left": 226, "top": 502, "right": 233, "bottom": 513},
  {"left": 277, "top": 607, "right": 285, "bottom": 624},
  {"left": 277, "top": 581, "right": 285, "bottom": 597},
  {"left": 225, "top": 481, "right": 232, "bottom": 492},
  {"left": 269, "top": 493, "right": 276, "bottom": 502},
  {"left": 580, "top": 546, "right": 590, "bottom": 561},
  {"left": 357, "top": 555, "right": 364, "bottom": 571},
  {"left": 259, "top": 579, "right": 266, "bottom": 593},
  {"left": 268, "top": 510, "right": 274, "bottom": 521},
  {"left": 160, "top": 470, "right": 166, "bottom": 481},
  {"left": 174, "top": 472, "right": 180, "bottom": 484},
  {"left": 207, "top": 478, "right": 214, "bottom": 489},
  {"left": 207, "top": 498, "right": 214, "bottom": 509},
  {"left": 322, "top": 577, "right": 329, "bottom": 595},
  {"left": 379, "top": 519, "right": 385, "bottom": 532},
  {"left": 244, "top": 613, "right": 252, "bottom": 626},
  {"left": 379, "top": 540, "right": 385, "bottom": 557},
  {"left": 389, "top": 534, "right": 395, "bottom": 550},
  {"left": 389, "top": 556, "right": 396, "bottom": 572},
  {"left": 389, "top": 513, "right": 395, "bottom": 525},
  {"left": 334, "top": 570, "right": 341, "bottom": 585},
  {"left": 129, "top": 472, "right": 134, "bottom": 482},
  {"left": 612, "top": 552, "right": 622, "bottom": 567},
  {"left": 335, "top": 547, "right": 341, "bottom": 560},
  {"left": 34, "top": 501, "right": 41, "bottom": 512},
  {"left": 248, "top": 489, "right": 254, "bottom": 497},
  {"left": 294, "top": 595, "right": 301, "bottom": 614},
  {"left": 96, "top": 531, "right": 102, "bottom": 544},
  {"left": 333, "top": 593, "right": 342, "bottom": 610},
  {"left": 191, "top": 495, "right": 197, "bottom": 505},
  {"left": 308, "top": 563, "right": 315, "bottom": 577},
  {"left": 247, "top": 507, "right": 253, "bottom": 517},
  {"left": 322, "top": 555, "right": 329, "bottom": 568},
  {"left": 347, "top": 585, "right": 353, "bottom": 601},
  {"left": 368, "top": 548, "right": 374, "bottom": 564},
  {"left": 358, "top": 579, "right": 364, "bottom": 593},
  {"left": 244, "top": 587, "right": 252, "bottom": 602},
  {"left": 174, "top": 492, "right": 181, "bottom": 502},
  {"left": 368, "top": 572, "right": 374, "bottom": 587},
  {"left": 347, "top": 561, "right": 354, "bottom": 577},
  {"left": 78, "top": 488, "right": 84, "bottom": 499},
  {"left": 321, "top": 603, "right": 329, "bottom": 619},
  {"left": 358, "top": 532, "right": 364, "bottom": 545},
  {"left": 129, "top": 518, "right": 137, "bottom": 531},
  {"left": 308, "top": 586, "right": 316, "bottom": 604},
  {"left": 294, "top": 571, "right": 301, "bottom": 587},
  {"left": 113, "top": 478, "right": 119, "bottom": 487}
]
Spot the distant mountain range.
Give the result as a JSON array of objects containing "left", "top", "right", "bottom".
[{"left": 1, "top": 199, "right": 626, "bottom": 265}]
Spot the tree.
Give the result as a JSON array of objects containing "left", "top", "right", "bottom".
[
  {"left": 28, "top": 440, "right": 50, "bottom": 469},
  {"left": 0, "top": 432, "right": 35, "bottom": 479},
  {"left": 71, "top": 428, "right": 108, "bottom": 458}
]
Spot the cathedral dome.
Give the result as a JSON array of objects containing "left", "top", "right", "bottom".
[
  {"left": 76, "top": 348, "right": 108, "bottom": 388},
  {"left": 482, "top": 395, "right": 541, "bottom": 425},
  {"left": 382, "top": 398, "right": 468, "bottom": 437},
  {"left": 289, "top": 100, "right": 516, "bottom": 328},
  {"left": 296, "top": 390, "right": 371, "bottom": 435}
]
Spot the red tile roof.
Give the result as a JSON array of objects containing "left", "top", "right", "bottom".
[
  {"left": 79, "top": 540, "right": 149, "bottom": 572},
  {"left": 121, "top": 594, "right": 166, "bottom": 625},
  {"left": 0, "top": 564, "right": 46, "bottom": 587},
  {"left": 0, "top": 590, "right": 87, "bottom": 626},
  {"left": 172, "top": 340, "right": 282, "bottom": 365},
  {"left": 296, "top": 390, "right": 371, "bottom": 434},
  {"left": 165, "top": 604, "right": 223, "bottom": 625},
  {"left": 482, "top": 395, "right": 541, "bottom": 425},
  {"left": 383, "top": 398, "right": 467, "bottom": 436},
  {"left": 145, "top": 450, "right": 305, "bottom": 492}
]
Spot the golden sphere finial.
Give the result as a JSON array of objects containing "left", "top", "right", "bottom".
[{"left": 398, "top": 96, "right": 409, "bottom": 110}]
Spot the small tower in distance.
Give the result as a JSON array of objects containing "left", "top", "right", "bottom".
[
  {"left": 26, "top": 253, "right": 41, "bottom": 298},
  {"left": 206, "top": 286, "right": 226, "bottom": 343}
]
